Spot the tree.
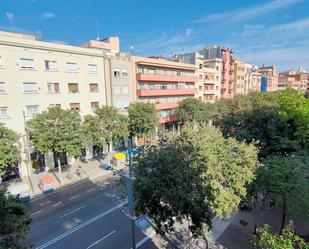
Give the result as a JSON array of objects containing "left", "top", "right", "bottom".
[
  {"left": 0, "top": 124, "right": 21, "bottom": 179},
  {"left": 0, "top": 189, "right": 31, "bottom": 248},
  {"left": 251, "top": 224, "right": 308, "bottom": 249},
  {"left": 250, "top": 153, "right": 309, "bottom": 231},
  {"left": 134, "top": 125, "right": 258, "bottom": 240},
  {"left": 128, "top": 102, "right": 158, "bottom": 138},
  {"left": 176, "top": 98, "right": 215, "bottom": 125},
  {"left": 214, "top": 91, "right": 297, "bottom": 157},
  {"left": 83, "top": 106, "right": 129, "bottom": 150},
  {"left": 26, "top": 107, "right": 84, "bottom": 185}
]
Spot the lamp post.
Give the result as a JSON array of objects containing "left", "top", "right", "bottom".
[{"left": 100, "top": 138, "right": 136, "bottom": 249}]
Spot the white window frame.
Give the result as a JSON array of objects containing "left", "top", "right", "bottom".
[
  {"left": 0, "top": 82, "right": 6, "bottom": 93},
  {"left": 26, "top": 105, "right": 39, "bottom": 117},
  {"left": 88, "top": 64, "right": 98, "bottom": 73},
  {"left": 47, "top": 83, "right": 60, "bottom": 93},
  {"left": 0, "top": 107, "right": 9, "bottom": 118},
  {"left": 44, "top": 60, "right": 58, "bottom": 71},
  {"left": 112, "top": 85, "right": 121, "bottom": 94},
  {"left": 20, "top": 58, "right": 35, "bottom": 70},
  {"left": 66, "top": 62, "right": 78, "bottom": 72},
  {"left": 121, "top": 85, "right": 129, "bottom": 94},
  {"left": 113, "top": 69, "right": 121, "bottom": 78},
  {"left": 122, "top": 69, "right": 128, "bottom": 78},
  {"left": 23, "top": 82, "right": 38, "bottom": 93}
]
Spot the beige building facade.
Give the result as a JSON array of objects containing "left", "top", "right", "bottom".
[{"left": 0, "top": 31, "right": 111, "bottom": 178}]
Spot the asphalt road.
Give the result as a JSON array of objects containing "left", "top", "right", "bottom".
[{"left": 23, "top": 174, "right": 158, "bottom": 249}]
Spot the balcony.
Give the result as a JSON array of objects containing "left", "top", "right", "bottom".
[
  {"left": 155, "top": 102, "right": 178, "bottom": 110},
  {"left": 160, "top": 114, "right": 178, "bottom": 124},
  {"left": 136, "top": 73, "right": 197, "bottom": 83},
  {"left": 204, "top": 89, "right": 216, "bottom": 95},
  {"left": 137, "top": 88, "right": 197, "bottom": 97}
]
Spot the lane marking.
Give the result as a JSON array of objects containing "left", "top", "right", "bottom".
[
  {"left": 27, "top": 179, "right": 91, "bottom": 203},
  {"left": 39, "top": 201, "right": 50, "bottom": 207},
  {"left": 30, "top": 210, "right": 44, "bottom": 216},
  {"left": 136, "top": 231, "right": 156, "bottom": 249},
  {"left": 60, "top": 205, "right": 87, "bottom": 218},
  {"left": 86, "top": 188, "right": 96, "bottom": 193},
  {"left": 52, "top": 202, "right": 63, "bottom": 207},
  {"left": 35, "top": 201, "right": 126, "bottom": 249},
  {"left": 86, "top": 230, "right": 116, "bottom": 249},
  {"left": 69, "top": 194, "right": 80, "bottom": 200}
]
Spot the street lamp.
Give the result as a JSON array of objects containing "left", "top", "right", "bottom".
[{"left": 100, "top": 138, "right": 136, "bottom": 249}]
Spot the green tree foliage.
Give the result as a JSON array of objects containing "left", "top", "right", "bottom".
[
  {"left": 176, "top": 98, "right": 215, "bottom": 125},
  {"left": 0, "top": 189, "right": 31, "bottom": 249},
  {"left": 128, "top": 102, "right": 158, "bottom": 138},
  {"left": 0, "top": 124, "right": 21, "bottom": 177},
  {"left": 26, "top": 107, "right": 84, "bottom": 158},
  {"left": 214, "top": 91, "right": 301, "bottom": 156},
  {"left": 83, "top": 106, "right": 129, "bottom": 146},
  {"left": 251, "top": 224, "right": 308, "bottom": 249},
  {"left": 251, "top": 153, "right": 309, "bottom": 231},
  {"left": 134, "top": 125, "right": 258, "bottom": 238}
]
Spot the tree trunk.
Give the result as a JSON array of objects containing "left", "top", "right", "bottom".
[
  {"left": 280, "top": 197, "right": 286, "bottom": 233},
  {"left": 58, "top": 158, "right": 63, "bottom": 186}
]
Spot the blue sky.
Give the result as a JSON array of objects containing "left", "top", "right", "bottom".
[{"left": 1, "top": 0, "right": 309, "bottom": 71}]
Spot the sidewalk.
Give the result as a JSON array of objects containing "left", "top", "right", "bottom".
[{"left": 22, "top": 154, "right": 117, "bottom": 196}]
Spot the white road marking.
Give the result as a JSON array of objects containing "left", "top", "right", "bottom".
[
  {"left": 52, "top": 202, "right": 63, "bottom": 207},
  {"left": 39, "top": 201, "right": 50, "bottom": 206},
  {"left": 69, "top": 194, "right": 80, "bottom": 200},
  {"left": 30, "top": 210, "right": 44, "bottom": 216},
  {"left": 60, "top": 205, "right": 87, "bottom": 218},
  {"left": 86, "top": 230, "right": 116, "bottom": 249},
  {"left": 35, "top": 201, "right": 127, "bottom": 249},
  {"left": 86, "top": 188, "right": 95, "bottom": 193},
  {"left": 135, "top": 231, "right": 156, "bottom": 248}
]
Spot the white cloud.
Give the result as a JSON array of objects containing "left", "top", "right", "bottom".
[
  {"left": 195, "top": 0, "right": 303, "bottom": 24},
  {"left": 42, "top": 11, "right": 55, "bottom": 19},
  {"left": 185, "top": 28, "right": 193, "bottom": 37}
]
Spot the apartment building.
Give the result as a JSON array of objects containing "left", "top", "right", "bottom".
[
  {"left": 200, "top": 46, "right": 234, "bottom": 99},
  {"left": 259, "top": 66, "right": 278, "bottom": 92},
  {"left": 278, "top": 68, "right": 308, "bottom": 92},
  {"left": 233, "top": 60, "right": 261, "bottom": 95},
  {"left": 132, "top": 56, "right": 197, "bottom": 128},
  {"left": 0, "top": 31, "right": 113, "bottom": 178},
  {"left": 176, "top": 52, "right": 221, "bottom": 102}
]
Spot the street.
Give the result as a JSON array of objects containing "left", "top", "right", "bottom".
[{"left": 23, "top": 174, "right": 157, "bottom": 249}]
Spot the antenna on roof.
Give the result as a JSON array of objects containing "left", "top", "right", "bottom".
[{"left": 96, "top": 20, "right": 100, "bottom": 40}]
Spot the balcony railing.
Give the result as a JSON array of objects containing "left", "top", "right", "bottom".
[
  {"left": 137, "top": 88, "right": 197, "bottom": 97},
  {"left": 136, "top": 73, "right": 197, "bottom": 83}
]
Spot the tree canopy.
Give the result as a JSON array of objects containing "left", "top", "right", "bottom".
[
  {"left": 176, "top": 98, "right": 215, "bottom": 125},
  {"left": 251, "top": 224, "right": 308, "bottom": 249},
  {"left": 26, "top": 107, "right": 84, "bottom": 158},
  {"left": 0, "top": 124, "right": 21, "bottom": 177},
  {"left": 128, "top": 102, "right": 158, "bottom": 138},
  {"left": 83, "top": 106, "right": 129, "bottom": 146},
  {"left": 134, "top": 125, "right": 258, "bottom": 238},
  {"left": 0, "top": 189, "right": 31, "bottom": 248}
]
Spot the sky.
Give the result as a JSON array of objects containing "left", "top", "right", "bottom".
[{"left": 0, "top": 0, "right": 309, "bottom": 71}]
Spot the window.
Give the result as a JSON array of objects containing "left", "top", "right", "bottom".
[
  {"left": 0, "top": 82, "right": 6, "bottom": 92},
  {"left": 88, "top": 64, "right": 97, "bottom": 73},
  {"left": 122, "top": 70, "right": 128, "bottom": 78},
  {"left": 0, "top": 107, "right": 8, "bottom": 117},
  {"left": 199, "top": 86, "right": 202, "bottom": 90},
  {"left": 23, "top": 83, "right": 38, "bottom": 93},
  {"left": 138, "top": 83, "right": 145, "bottom": 90},
  {"left": 49, "top": 104, "right": 61, "bottom": 108},
  {"left": 66, "top": 63, "right": 77, "bottom": 72},
  {"left": 199, "top": 64, "right": 203, "bottom": 69},
  {"left": 47, "top": 83, "right": 60, "bottom": 93},
  {"left": 160, "top": 84, "right": 167, "bottom": 90},
  {"left": 26, "top": 105, "right": 39, "bottom": 116},
  {"left": 70, "top": 103, "right": 80, "bottom": 111},
  {"left": 89, "top": 83, "right": 99, "bottom": 92},
  {"left": 91, "top": 102, "right": 99, "bottom": 110},
  {"left": 44, "top": 60, "right": 57, "bottom": 71},
  {"left": 148, "top": 84, "right": 156, "bottom": 90},
  {"left": 199, "top": 75, "right": 203, "bottom": 80},
  {"left": 112, "top": 85, "right": 121, "bottom": 94},
  {"left": 137, "top": 67, "right": 144, "bottom": 74},
  {"left": 68, "top": 83, "right": 79, "bottom": 93},
  {"left": 113, "top": 69, "right": 121, "bottom": 78},
  {"left": 20, "top": 58, "right": 35, "bottom": 69},
  {"left": 121, "top": 86, "right": 129, "bottom": 94}
]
